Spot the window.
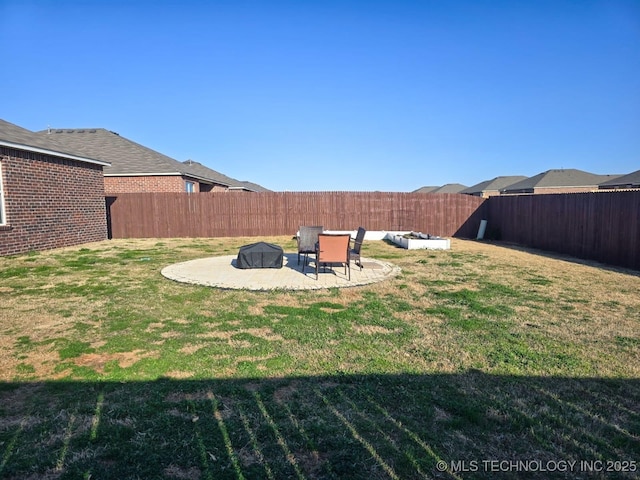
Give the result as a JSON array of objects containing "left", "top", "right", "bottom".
[
  {"left": 185, "top": 181, "right": 195, "bottom": 193},
  {"left": 0, "top": 163, "right": 6, "bottom": 226}
]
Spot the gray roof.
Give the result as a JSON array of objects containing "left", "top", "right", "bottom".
[
  {"left": 35, "top": 128, "right": 189, "bottom": 176},
  {"left": 0, "top": 119, "right": 109, "bottom": 166},
  {"left": 34, "top": 128, "right": 266, "bottom": 191},
  {"left": 182, "top": 160, "right": 238, "bottom": 187},
  {"left": 502, "top": 169, "right": 621, "bottom": 193},
  {"left": 182, "top": 160, "right": 270, "bottom": 192},
  {"left": 234, "top": 180, "right": 271, "bottom": 193},
  {"left": 598, "top": 169, "right": 640, "bottom": 188},
  {"left": 430, "top": 183, "right": 467, "bottom": 194},
  {"left": 412, "top": 186, "right": 439, "bottom": 193},
  {"left": 460, "top": 176, "right": 528, "bottom": 195},
  {"left": 413, "top": 184, "right": 467, "bottom": 194}
]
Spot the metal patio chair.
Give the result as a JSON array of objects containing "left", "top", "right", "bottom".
[
  {"left": 350, "top": 226, "right": 366, "bottom": 270},
  {"left": 315, "top": 233, "right": 351, "bottom": 280},
  {"left": 297, "top": 225, "right": 324, "bottom": 269}
]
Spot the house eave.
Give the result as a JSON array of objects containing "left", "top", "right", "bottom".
[
  {"left": 103, "top": 171, "right": 233, "bottom": 186},
  {"left": 104, "top": 172, "right": 183, "bottom": 177},
  {"left": 0, "top": 140, "right": 110, "bottom": 167}
]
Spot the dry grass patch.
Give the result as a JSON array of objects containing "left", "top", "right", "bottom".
[
  {"left": 179, "top": 344, "right": 207, "bottom": 355},
  {"left": 163, "top": 465, "right": 201, "bottom": 479},
  {"left": 74, "top": 350, "right": 159, "bottom": 373},
  {"left": 352, "top": 325, "right": 400, "bottom": 335},
  {"left": 164, "top": 371, "right": 195, "bottom": 379}
]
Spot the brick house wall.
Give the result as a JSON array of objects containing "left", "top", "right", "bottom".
[
  {"left": 204, "top": 184, "right": 230, "bottom": 193},
  {"left": 104, "top": 175, "right": 230, "bottom": 194},
  {"left": 533, "top": 187, "right": 599, "bottom": 194},
  {"left": 105, "top": 175, "right": 192, "bottom": 194},
  {"left": 0, "top": 147, "right": 107, "bottom": 256},
  {"left": 503, "top": 187, "right": 602, "bottom": 196}
]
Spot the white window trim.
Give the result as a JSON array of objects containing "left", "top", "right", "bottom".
[
  {"left": 0, "top": 163, "right": 6, "bottom": 226},
  {"left": 185, "top": 181, "right": 195, "bottom": 193}
]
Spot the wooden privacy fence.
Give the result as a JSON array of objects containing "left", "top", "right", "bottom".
[
  {"left": 486, "top": 190, "right": 640, "bottom": 271},
  {"left": 106, "top": 191, "right": 486, "bottom": 239},
  {"left": 107, "top": 190, "right": 640, "bottom": 270}
]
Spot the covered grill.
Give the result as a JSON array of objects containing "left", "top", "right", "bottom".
[{"left": 236, "top": 242, "right": 283, "bottom": 269}]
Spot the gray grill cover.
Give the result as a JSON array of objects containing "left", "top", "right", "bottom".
[{"left": 236, "top": 242, "right": 283, "bottom": 269}]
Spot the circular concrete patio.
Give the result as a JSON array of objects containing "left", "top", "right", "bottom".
[{"left": 161, "top": 253, "right": 401, "bottom": 291}]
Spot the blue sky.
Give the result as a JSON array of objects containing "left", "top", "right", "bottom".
[{"left": 1, "top": 0, "right": 638, "bottom": 191}]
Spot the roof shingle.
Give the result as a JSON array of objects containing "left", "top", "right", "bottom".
[
  {"left": 33, "top": 128, "right": 268, "bottom": 191},
  {"left": 502, "top": 169, "right": 621, "bottom": 193},
  {"left": 598, "top": 169, "right": 640, "bottom": 188},
  {"left": 0, "top": 119, "right": 109, "bottom": 166},
  {"left": 460, "top": 176, "right": 528, "bottom": 195},
  {"left": 35, "top": 128, "right": 186, "bottom": 176}
]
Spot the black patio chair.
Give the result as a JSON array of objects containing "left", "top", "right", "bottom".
[
  {"left": 297, "top": 226, "right": 324, "bottom": 269},
  {"left": 350, "top": 227, "right": 366, "bottom": 270}
]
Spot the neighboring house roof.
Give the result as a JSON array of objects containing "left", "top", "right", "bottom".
[
  {"left": 460, "top": 176, "right": 528, "bottom": 195},
  {"left": 412, "top": 186, "right": 439, "bottom": 193},
  {"left": 598, "top": 169, "right": 640, "bottom": 189},
  {"left": 430, "top": 183, "right": 467, "bottom": 194},
  {"left": 35, "top": 128, "right": 265, "bottom": 191},
  {"left": 235, "top": 181, "right": 271, "bottom": 193},
  {"left": 182, "top": 160, "right": 270, "bottom": 192},
  {"left": 182, "top": 160, "right": 238, "bottom": 188},
  {"left": 0, "top": 119, "right": 109, "bottom": 167},
  {"left": 501, "top": 169, "right": 621, "bottom": 194},
  {"left": 35, "top": 128, "right": 192, "bottom": 177}
]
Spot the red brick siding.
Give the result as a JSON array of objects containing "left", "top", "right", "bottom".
[
  {"left": 0, "top": 147, "right": 107, "bottom": 256},
  {"left": 105, "top": 175, "right": 191, "bottom": 194},
  {"left": 503, "top": 187, "right": 600, "bottom": 195},
  {"left": 533, "top": 187, "right": 599, "bottom": 194},
  {"left": 105, "top": 176, "right": 232, "bottom": 194}
]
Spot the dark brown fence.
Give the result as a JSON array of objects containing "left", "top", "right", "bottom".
[
  {"left": 486, "top": 191, "right": 640, "bottom": 270},
  {"left": 106, "top": 192, "right": 486, "bottom": 239},
  {"left": 106, "top": 190, "right": 640, "bottom": 271}
]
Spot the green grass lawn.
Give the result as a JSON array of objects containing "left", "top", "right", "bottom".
[{"left": 0, "top": 237, "right": 638, "bottom": 479}]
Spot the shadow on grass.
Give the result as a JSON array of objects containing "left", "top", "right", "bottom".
[
  {"left": 478, "top": 240, "right": 640, "bottom": 276},
  {"left": 1, "top": 372, "right": 638, "bottom": 479}
]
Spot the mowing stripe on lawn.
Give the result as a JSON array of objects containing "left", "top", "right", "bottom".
[
  {"left": 337, "top": 389, "right": 429, "bottom": 478},
  {"left": 55, "top": 411, "right": 77, "bottom": 471},
  {"left": 208, "top": 390, "right": 245, "bottom": 480},
  {"left": 361, "top": 389, "right": 454, "bottom": 476},
  {"left": 238, "top": 406, "right": 277, "bottom": 480},
  {"left": 315, "top": 388, "right": 401, "bottom": 480},
  {"left": 189, "top": 399, "right": 215, "bottom": 480},
  {"left": 253, "top": 391, "right": 306, "bottom": 480},
  {"left": 0, "top": 418, "right": 26, "bottom": 475}
]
